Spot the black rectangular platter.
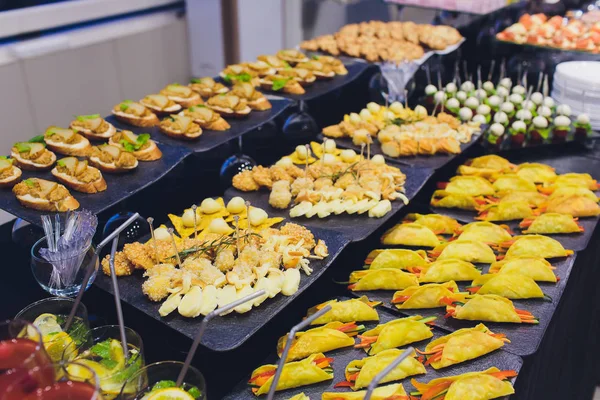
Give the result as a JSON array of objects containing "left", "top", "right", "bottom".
[
  {"left": 93, "top": 225, "right": 349, "bottom": 351},
  {"left": 431, "top": 154, "right": 600, "bottom": 251},
  {"left": 105, "top": 98, "right": 292, "bottom": 153},
  {"left": 350, "top": 254, "right": 576, "bottom": 357},
  {"left": 0, "top": 143, "right": 191, "bottom": 227},
  {"left": 260, "top": 62, "right": 371, "bottom": 102},
  {"left": 225, "top": 165, "right": 435, "bottom": 243},
  {"left": 223, "top": 297, "right": 523, "bottom": 400},
  {"left": 320, "top": 133, "right": 483, "bottom": 170}
]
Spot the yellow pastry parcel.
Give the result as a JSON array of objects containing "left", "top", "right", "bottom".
[
  {"left": 355, "top": 315, "right": 435, "bottom": 355},
  {"left": 496, "top": 190, "right": 548, "bottom": 207},
  {"left": 392, "top": 281, "right": 459, "bottom": 309},
  {"left": 544, "top": 194, "right": 600, "bottom": 217},
  {"left": 441, "top": 176, "right": 495, "bottom": 196},
  {"left": 307, "top": 296, "right": 379, "bottom": 325},
  {"left": 248, "top": 353, "right": 333, "bottom": 395},
  {"left": 287, "top": 394, "right": 308, "bottom": 400},
  {"left": 430, "top": 191, "right": 482, "bottom": 210},
  {"left": 519, "top": 213, "right": 583, "bottom": 234},
  {"left": 365, "top": 249, "right": 429, "bottom": 270},
  {"left": 476, "top": 201, "right": 533, "bottom": 221},
  {"left": 322, "top": 383, "right": 407, "bottom": 400},
  {"left": 502, "top": 235, "right": 572, "bottom": 259},
  {"left": 552, "top": 173, "right": 599, "bottom": 190},
  {"left": 465, "top": 155, "right": 515, "bottom": 172},
  {"left": 491, "top": 174, "right": 537, "bottom": 194},
  {"left": 403, "top": 213, "right": 462, "bottom": 234},
  {"left": 454, "top": 221, "right": 512, "bottom": 244},
  {"left": 489, "top": 256, "right": 557, "bottom": 283},
  {"left": 418, "top": 324, "right": 509, "bottom": 369},
  {"left": 277, "top": 321, "right": 359, "bottom": 362},
  {"left": 468, "top": 273, "right": 545, "bottom": 299},
  {"left": 444, "top": 294, "right": 538, "bottom": 324},
  {"left": 381, "top": 223, "right": 440, "bottom": 247},
  {"left": 411, "top": 367, "right": 516, "bottom": 400},
  {"left": 430, "top": 240, "right": 496, "bottom": 263},
  {"left": 548, "top": 186, "right": 599, "bottom": 203},
  {"left": 516, "top": 162, "right": 557, "bottom": 184},
  {"left": 338, "top": 349, "right": 425, "bottom": 390},
  {"left": 348, "top": 268, "right": 418, "bottom": 291},
  {"left": 415, "top": 259, "right": 481, "bottom": 283}
]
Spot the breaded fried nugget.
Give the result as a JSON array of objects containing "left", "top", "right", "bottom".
[
  {"left": 123, "top": 242, "right": 155, "bottom": 270},
  {"left": 251, "top": 166, "right": 273, "bottom": 188},
  {"left": 142, "top": 275, "right": 172, "bottom": 302},
  {"left": 280, "top": 222, "right": 316, "bottom": 250},
  {"left": 232, "top": 170, "right": 259, "bottom": 191},
  {"left": 102, "top": 252, "right": 134, "bottom": 276}
]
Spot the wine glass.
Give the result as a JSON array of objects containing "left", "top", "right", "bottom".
[
  {"left": 18, "top": 361, "right": 102, "bottom": 400},
  {"left": 0, "top": 320, "right": 54, "bottom": 400},
  {"left": 30, "top": 237, "right": 98, "bottom": 298},
  {"left": 16, "top": 298, "right": 91, "bottom": 363},
  {"left": 119, "top": 361, "right": 206, "bottom": 400},
  {"left": 69, "top": 326, "right": 144, "bottom": 400},
  {"left": 282, "top": 101, "right": 319, "bottom": 143},
  {"left": 102, "top": 213, "right": 149, "bottom": 250}
]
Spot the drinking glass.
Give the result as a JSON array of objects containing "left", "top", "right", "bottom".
[
  {"left": 70, "top": 326, "right": 144, "bottom": 400},
  {"left": 16, "top": 298, "right": 91, "bottom": 363},
  {"left": 31, "top": 237, "right": 98, "bottom": 297},
  {"left": 119, "top": 361, "right": 206, "bottom": 400},
  {"left": 19, "top": 361, "right": 102, "bottom": 400},
  {"left": 0, "top": 320, "right": 54, "bottom": 400}
]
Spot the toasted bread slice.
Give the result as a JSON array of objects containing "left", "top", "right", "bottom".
[
  {"left": 208, "top": 104, "right": 252, "bottom": 118},
  {"left": 248, "top": 97, "right": 272, "bottom": 111},
  {"left": 51, "top": 158, "right": 107, "bottom": 193},
  {"left": 89, "top": 145, "right": 139, "bottom": 173},
  {"left": 13, "top": 179, "right": 79, "bottom": 212},
  {"left": 11, "top": 144, "right": 56, "bottom": 171},
  {"left": 112, "top": 110, "right": 159, "bottom": 127},
  {"left": 108, "top": 131, "right": 162, "bottom": 161},
  {"left": 260, "top": 78, "right": 305, "bottom": 95},
  {"left": 44, "top": 127, "right": 92, "bottom": 157},
  {"left": 140, "top": 94, "right": 182, "bottom": 115},
  {"left": 0, "top": 160, "right": 22, "bottom": 187},
  {"left": 70, "top": 119, "right": 116, "bottom": 140},
  {"left": 158, "top": 115, "right": 203, "bottom": 140}
]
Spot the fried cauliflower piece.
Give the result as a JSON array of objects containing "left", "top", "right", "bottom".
[
  {"left": 291, "top": 177, "right": 314, "bottom": 197},
  {"left": 181, "top": 256, "right": 225, "bottom": 286},
  {"left": 214, "top": 248, "right": 235, "bottom": 272},
  {"left": 269, "top": 180, "right": 292, "bottom": 209},
  {"left": 142, "top": 275, "right": 172, "bottom": 302},
  {"left": 101, "top": 252, "right": 134, "bottom": 276},
  {"left": 251, "top": 166, "right": 273, "bottom": 188},
  {"left": 232, "top": 170, "right": 259, "bottom": 191},
  {"left": 280, "top": 223, "right": 316, "bottom": 250},
  {"left": 269, "top": 165, "right": 293, "bottom": 183},
  {"left": 123, "top": 242, "right": 155, "bottom": 270}
]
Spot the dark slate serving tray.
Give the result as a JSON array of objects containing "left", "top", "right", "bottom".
[
  {"left": 105, "top": 98, "right": 292, "bottom": 153},
  {"left": 224, "top": 165, "right": 434, "bottom": 243},
  {"left": 259, "top": 62, "right": 371, "bottom": 102},
  {"left": 350, "top": 255, "right": 577, "bottom": 357},
  {"left": 94, "top": 226, "right": 349, "bottom": 351},
  {"left": 0, "top": 143, "right": 191, "bottom": 226},
  {"left": 223, "top": 298, "right": 523, "bottom": 400},
  {"left": 319, "top": 132, "right": 483, "bottom": 170}
]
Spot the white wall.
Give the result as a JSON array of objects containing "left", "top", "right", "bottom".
[{"left": 0, "top": 10, "right": 190, "bottom": 224}]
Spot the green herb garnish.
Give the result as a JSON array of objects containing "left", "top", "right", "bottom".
[
  {"left": 311, "top": 55, "right": 320, "bottom": 60},
  {"left": 100, "top": 358, "right": 118, "bottom": 369},
  {"left": 224, "top": 72, "right": 251, "bottom": 84},
  {"left": 190, "top": 78, "right": 202, "bottom": 84},
  {"left": 120, "top": 133, "right": 150, "bottom": 152},
  {"left": 57, "top": 160, "right": 65, "bottom": 167},
  {"left": 272, "top": 78, "right": 290, "bottom": 91},
  {"left": 76, "top": 114, "right": 100, "bottom": 121},
  {"left": 90, "top": 340, "right": 111, "bottom": 359},
  {"left": 24, "top": 179, "right": 35, "bottom": 188},
  {"left": 29, "top": 135, "right": 45, "bottom": 143},
  {"left": 188, "top": 386, "right": 202, "bottom": 398},
  {"left": 152, "top": 380, "right": 177, "bottom": 391},
  {"left": 67, "top": 319, "right": 89, "bottom": 346},
  {"left": 120, "top": 100, "right": 133, "bottom": 112},
  {"left": 14, "top": 143, "right": 31, "bottom": 153}
]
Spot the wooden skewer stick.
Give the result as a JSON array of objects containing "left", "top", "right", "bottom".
[
  {"left": 233, "top": 215, "right": 240, "bottom": 256},
  {"left": 168, "top": 228, "right": 182, "bottom": 268},
  {"left": 147, "top": 217, "right": 159, "bottom": 263},
  {"left": 191, "top": 205, "right": 198, "bottom": 241}
]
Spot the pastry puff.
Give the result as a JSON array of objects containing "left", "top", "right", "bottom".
[
  {"left": 357, "top": 315, "right": 434, "bottom": 355},
  {"left": 469, "top": 273, "right": 545, "bottom": 299},
  {"left": 392, "top": 281, "right": 459, "bottom": 309},
  {"left": 322, "top": 383, "right": 407, "bottom": 400},
  {"left": 503, "top": 235, "right": 572, "bottom": 259},
  {"left": 380, "top": 223, "right": 440, "bottom": 247},
  {"left": 430, "top": 240, "right": 496, "bottom": 264},
  {"left": 307, "top": 296, "right": 379, "bottom": 325},
  {"left": 348, "top": 268, "right": 419, "bottom": 291},
  {"left": 365, "top": 249, "right": 429, "bottom": 271}
]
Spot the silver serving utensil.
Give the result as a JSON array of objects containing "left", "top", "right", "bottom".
[{"left": 364, "top": 347, "right": 415, "bottom": 400}]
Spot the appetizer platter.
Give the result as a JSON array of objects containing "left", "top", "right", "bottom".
[
  {"left": 225, "top": 140, "right": 434, "bottom": 242},
  {"left": 0, "top": 128, "right": 190, "bottom": 225},
  {"left": 106, "top": 97, "right": 293, "bottom": 153},
  {"left": 223, "top": 297, "right": 522, "bottom": 399},
  {"left": 345, "top": 210, "right": 578, "bottom": 357},
  {"left": 94, "top": 196, "right": 349, "bottom": 351},
  {"left": 429, "top": 154, "right": 600, "bottom": 251},
  {"left": 300, "top": 21, "right": 464, "bottom": 65},
  {"left": 320, "top": 101, "right": 483, "bottom": 169},
  {"left": 497, "top": 13, "right": 600, "bottom": 54}
]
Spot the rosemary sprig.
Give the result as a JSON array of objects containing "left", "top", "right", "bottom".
[{"left": 173, "top": 232, "right": 262, "bottom": 261}]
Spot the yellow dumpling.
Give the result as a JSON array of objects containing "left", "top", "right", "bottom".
[
  {"left": 417, "top": 259, "right": 482, "bottom": 283},
  {"left": 348, "top": 268, "right": 419, "bottom": 291},
  {"left": 504, "top": 235, "right": 572, "bottom": 259},
  {"left": 404, "top": 213, "right": 462, "bottom": 234},
  {"left": 344, "top": 349, "right": 425, "bottom": 390},
  {"left": 431, "top": 191, "right": 481, "bottom": 210},
  {"left": 412, "top": 368, "right": 515, "bottom": 400},
  {"left": 447, "top": 294, "right": 536, "bottom": 323},
  {"left": 457, "top": 165, "right": 501, "bottom": 179},
  {"left": 492, "top": 175, "right": 537, "bottom": 194},
  {"left": 545, "top": 194, "right": 600, "bottom": 217},
  {"left": 516, "top": 162, "right": 557, "bottom": 184},
  {"left": 392, "top": 281, "right": 459, "bottom": 309},
  {"left": 381, "top": 223, "right": 440, "bottom": 247},
  {"left": 307, "top": 296, "right": 379, "bottom": 325},
  {"left": 520, "top": 213, "right": 582, "bottom": 234},
  {"left": 277, "top": 321, "right": 356, "bottom": 362},
  {"left": 477, "top": 201, "right": 533, "bottom": 221},
  {"left": 423, "top": 324, "right": 508, "bottom": 369},
  {"left": 468, "top": 155, "right": 514, "bottom": 171},
  {"left": 490, "top": 256, "right": 557, "bottom": 282},
  {"left": 366, "top": 249, "right": 429, "bottom": 270},
  {"left": 470, "top": 273, "right": 545, "bottom": 299},
  {"left": 456, "top": 221, "right": 512, "bottom": 244},
  {"left": 432, "top": 240, "right": 496, "bottom": 263},
  {"left": 358, "top": 315, "right": 434, "bottom": 355},
  {"left": 444, "top": 176, "right": 495, "bottom": 196},
  {"left": 322, "top": 383, "right": 407, "bottom": 400},
  {"left": 553, "top": 173, "right": 598, "bottom": 190},
  {"left": 549, "top": 186, "right": 599, "bottom": 203},
  {"left": 498, "top": 190, "right": 548, "bottom": 207}
]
